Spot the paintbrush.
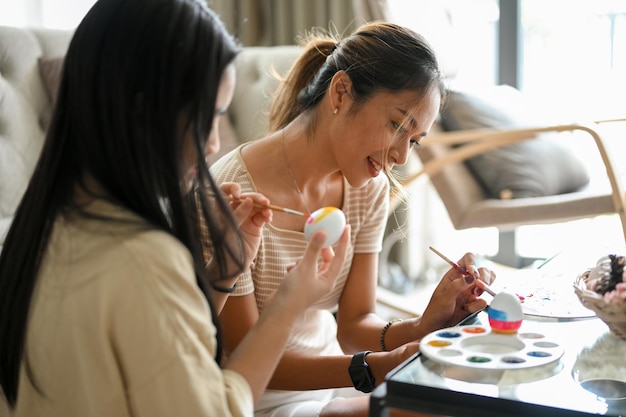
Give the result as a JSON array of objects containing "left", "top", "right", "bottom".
[
  {"left": 428, "top": 246, "right": 497, "bottom": 297},
  {"left": 227, "top": 196, "right": 310, "bottom": 219}
]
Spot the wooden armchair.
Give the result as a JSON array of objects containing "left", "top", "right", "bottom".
[{"left": 391, "top": 120, "right": 626, "bottom": 267}]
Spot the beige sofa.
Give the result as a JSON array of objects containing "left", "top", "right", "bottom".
[{"left": 0, "top": 25, "right": 302, "bottom": 250}]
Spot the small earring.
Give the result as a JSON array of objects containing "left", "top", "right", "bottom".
[{"left": 333, "top": 107, "right": 339, "bottom": 114}]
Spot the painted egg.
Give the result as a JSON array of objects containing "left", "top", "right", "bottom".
[
  {"left": 304, "top": 207, "right": 346, "bottom": 247},
  {"left": 488, "top": 291, "right": 523, "bottom": 334}
]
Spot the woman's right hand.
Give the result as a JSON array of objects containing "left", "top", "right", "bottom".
[{"left": 219, "top": 182, "right": 273, "bottom": 270}]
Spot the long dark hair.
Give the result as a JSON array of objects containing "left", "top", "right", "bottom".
[{"left": 0, "top": 0, "right": 242, "bottom": 407}]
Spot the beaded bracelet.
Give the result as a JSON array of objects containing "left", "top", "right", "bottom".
[
  {"left": 380, "top": 319, "right": 402, "bottom": 352},
  {"left": 211, "top": 283, "right": 237, "bottom": 293}
]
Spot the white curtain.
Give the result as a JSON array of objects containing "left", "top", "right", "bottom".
[{"left": 351, "top": 0, "right": 389, "bottom": 21}]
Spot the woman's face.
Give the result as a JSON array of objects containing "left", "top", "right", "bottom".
[
  {"left": 182, "top": 63, "right": 236, "bottom": 192},
  {"left": 335, "top": 86, "right": 441, "bottom": 188}
]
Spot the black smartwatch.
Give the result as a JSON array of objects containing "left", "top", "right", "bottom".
[{"left": 348, "top": 350, "right": 376, "bottom": 393}]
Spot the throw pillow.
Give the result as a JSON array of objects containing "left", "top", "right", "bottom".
[
  {"left": 440, "top": 85, "right": 590, "bottom": 199},
  {"left": 0, "top": 216, "right": 12, "bottom": 252},
  {"left": 38, "top": 56, "right": 65, "bottom": 104}
]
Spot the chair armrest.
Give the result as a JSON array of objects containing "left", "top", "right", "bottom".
[
  {"left": 390, "top": 121, "right": 626, "bottom": 241},
  {"left": 412, "top": 123, "right": 596, "bottom": 178}
]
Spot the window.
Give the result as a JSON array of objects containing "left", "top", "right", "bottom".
[
  {"left": 520, "top": 0, "right": 626, "bottom": 121},
  {"left": 387, "top": 0, "right": 499, "bottom": 86},
  {"left": 388, "top": 0, "right": 626, "bottom": 120}
]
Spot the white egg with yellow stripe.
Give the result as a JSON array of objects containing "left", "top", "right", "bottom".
[{"left": 304, "top": 207, "right": 346, "bottom": 247}]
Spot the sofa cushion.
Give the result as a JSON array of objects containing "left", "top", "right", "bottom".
[{"left": 440, "top": 85, "right": 590, "bottom": 199}]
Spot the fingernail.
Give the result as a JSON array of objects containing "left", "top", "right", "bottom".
[{"left": 465, "top": 275, "right": 474, "bottom": 284}]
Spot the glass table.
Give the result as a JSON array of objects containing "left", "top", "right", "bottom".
[{"left": 370, "top": 308, "right": 626, "bottom": 417}]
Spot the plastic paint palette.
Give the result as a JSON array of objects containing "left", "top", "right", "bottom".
[{"left": 420, "top": 325, "right": 564, "bottom": 370}]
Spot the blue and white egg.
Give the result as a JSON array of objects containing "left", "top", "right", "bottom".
[{"left": 488, "top": 291, "right": 523, "bottom": 334}]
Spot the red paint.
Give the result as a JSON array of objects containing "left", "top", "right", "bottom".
[{"left": 489, "top": 318, "right": 523, "bottom": 334}]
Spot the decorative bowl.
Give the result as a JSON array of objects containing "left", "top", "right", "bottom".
[{"left": 574, "top": 270, "right": 626, "bottom": 340}]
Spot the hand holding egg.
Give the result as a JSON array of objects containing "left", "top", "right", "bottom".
[{"left": 304, "top": 207, "right": 346, "bottom": 247}]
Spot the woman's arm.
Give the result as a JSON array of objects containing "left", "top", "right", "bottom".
[
  {"left": 219, "top": 292, "right": 259, "bottom": 351},
  {"left": 335, "top": 252, "right": 388, "bottom": 353}
]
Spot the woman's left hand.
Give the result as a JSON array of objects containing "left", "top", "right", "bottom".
[{"left": 419, "top": 252, "right": 496, "bottom": 334}]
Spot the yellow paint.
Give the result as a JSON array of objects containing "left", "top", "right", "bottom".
[
  {"left": 427, "top": 340, "right": 452, "bottom": 347},
  {"left": 312, "top": 207, "right": 337, "bottom": 224}
]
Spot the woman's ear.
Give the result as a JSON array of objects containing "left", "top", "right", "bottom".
[{"left": 329, "top": 70, "right": 353, "bottom": 112}]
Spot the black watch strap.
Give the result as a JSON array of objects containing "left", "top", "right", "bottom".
[{"left": 348, "top": 350, "right": 376, "bottom": 393}]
